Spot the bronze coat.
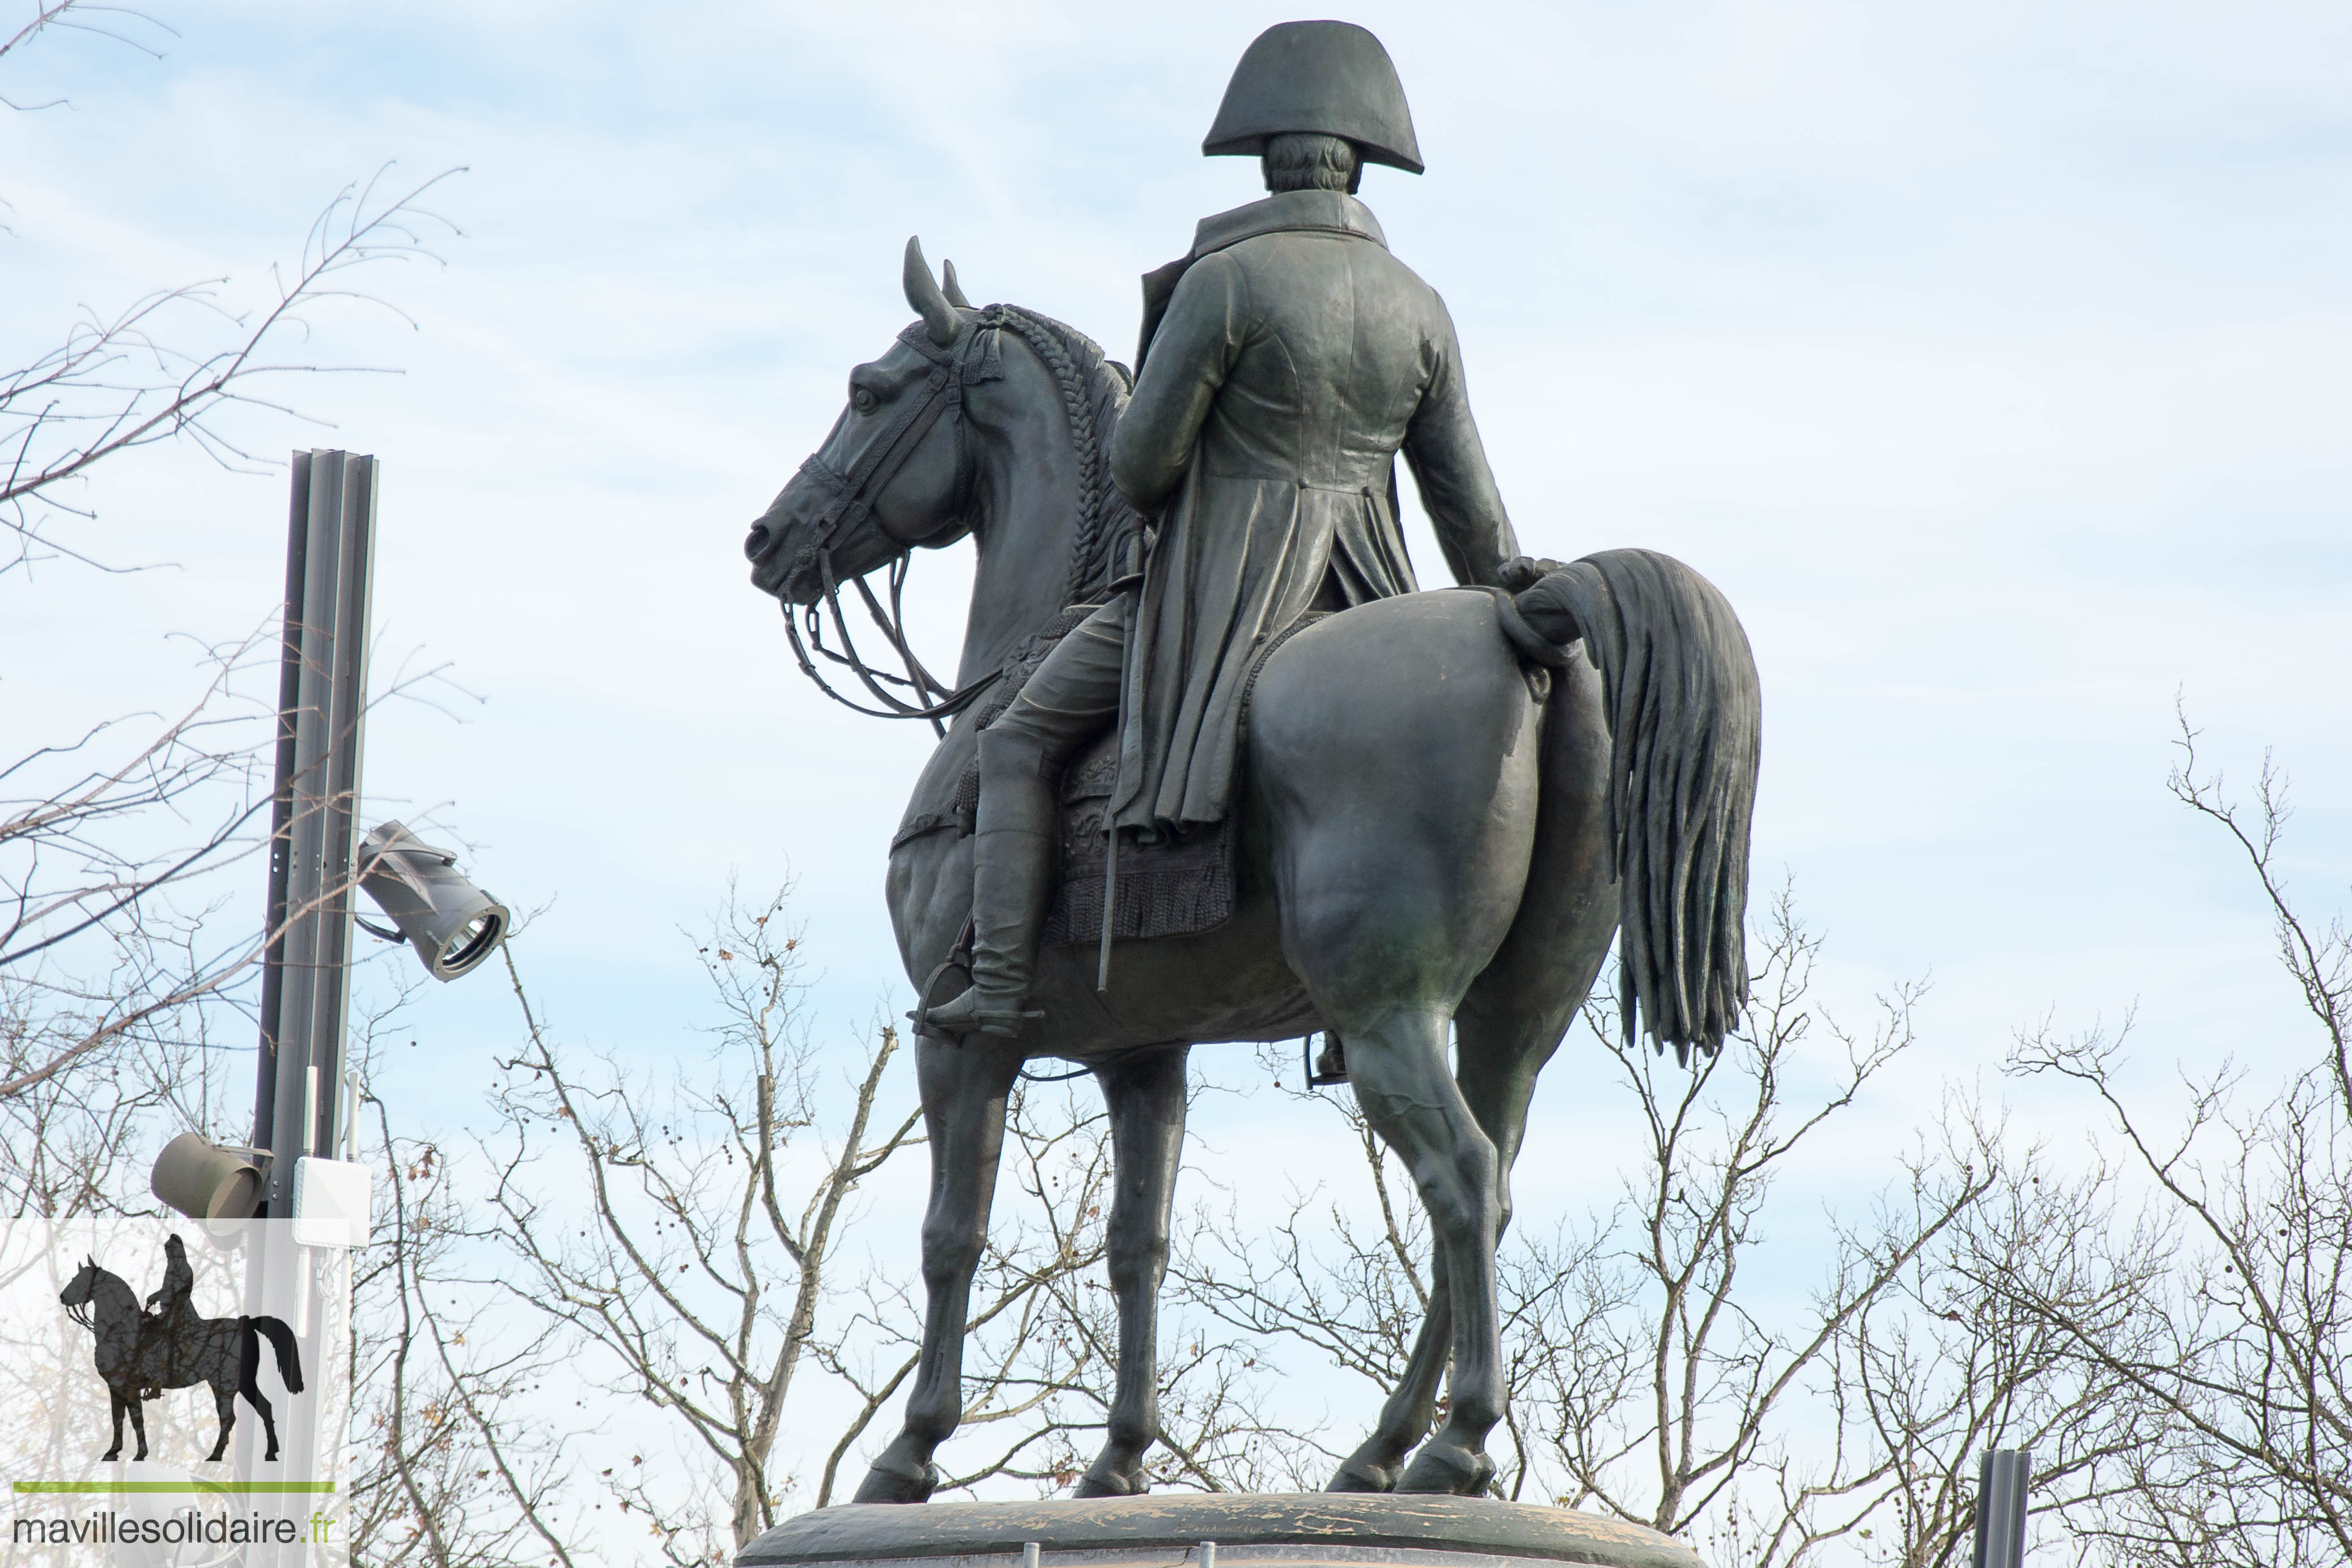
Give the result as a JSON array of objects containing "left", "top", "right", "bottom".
[{"left": 1108, "top": 189, "right": 1519, "bottom": 833}]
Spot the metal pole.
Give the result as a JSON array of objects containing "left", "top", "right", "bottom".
[
  {"left": 249, "top": 450, "right": 377, "bottom": 1202},
  {"left": 235, "top": 452, "right": 377, "bottom": 1538},
  {"left": 1972, "top": 1447, "right": 2033, "bottom": 1568}
]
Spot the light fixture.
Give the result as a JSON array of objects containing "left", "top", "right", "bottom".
[
  {"left": 150, "top": 1132, "right": 268, "bottom": 1235},
  {"left": 355, "top": 820, "right": 510, "bottom": 981}
]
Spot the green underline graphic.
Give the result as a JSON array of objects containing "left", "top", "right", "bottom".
[{"left": 14, "top": 1481, "right": 337, "bottom": 1494}]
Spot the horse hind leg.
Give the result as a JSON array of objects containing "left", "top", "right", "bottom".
[
  {"left": 243, "top": 1382, "right": 281, "bottom": 1462},
  {"left": 1335, "top": 970, "right": 1610, "bottom": 1490},
  {"left": 1332, "top": 639, "right": 1620, "bottom": 1490},
  {"left": 852, "top": 1038, "right": 1024, "bottom": 1504},
  {"left": 1077, "top": 1042, "right": 1190, "bottom": 1497},
  {"left": 1332, "top": 1009, "right": 1504, "bottom": 1495},
  {"left": 1330, "top": 1244, "right": 1452, "bottom": 1492}
]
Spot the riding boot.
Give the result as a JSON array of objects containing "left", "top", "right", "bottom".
[{"left": 923, "top": 753, "right": 1059, "bottom": 1038}]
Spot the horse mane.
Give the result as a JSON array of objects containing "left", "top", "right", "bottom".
[
  {"left": 84, "top": 1263, "right": 136, "bottom": 1314},
  {"left": 988, "top": 307, "right": 1147, "bottom": 603}
]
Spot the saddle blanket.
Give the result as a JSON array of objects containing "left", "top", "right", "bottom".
[{"left": 927, "top": 607, "right": 1327, "bottom": 947}]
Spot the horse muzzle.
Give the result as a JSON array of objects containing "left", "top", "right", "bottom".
[{"left": 744, "top": 503, "right": 823, "bottom": 605}]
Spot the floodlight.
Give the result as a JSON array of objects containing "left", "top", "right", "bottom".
[
  {"left": 355, "top": 820, "right": 510, "bottom": 981},
  {"left": 151, "top": 1132, "right": 268, "bottom": 1235}
]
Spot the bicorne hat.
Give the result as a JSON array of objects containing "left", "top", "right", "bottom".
[{"left": 1202, "top": 20, "right": 1423, "bottom": 175}]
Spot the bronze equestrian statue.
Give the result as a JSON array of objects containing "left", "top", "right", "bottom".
[{"left": 744, "top": 20, "right": 1761, "bottom": 1502}]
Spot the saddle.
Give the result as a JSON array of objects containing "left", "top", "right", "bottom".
[{"left": 904, "top": 607, "right": 1328, "bottom": 948}]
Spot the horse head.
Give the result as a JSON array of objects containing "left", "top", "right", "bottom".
[
  {"left": 744, "top": 238, "right": 988, "bottom": 606},
  {"left": 58, "top": 1256, "right": 97, "bottom": 1328}
]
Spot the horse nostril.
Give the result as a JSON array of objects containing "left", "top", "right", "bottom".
[{"left": 745, "top": 522, "right": 772, "bottom": 560}]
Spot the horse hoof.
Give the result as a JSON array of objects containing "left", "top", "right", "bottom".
[
  {"left": 1074, "top": 1461, "right": 1148, "bottom": 1498},
  {"left": 1396, "top": 1441, "right": 1495, "bottom": 1497},
  {"left": 851, "top": 1459, "right": 940, "bottom": 1505},
  {"left": 101, "top": 1449, "right": 121, "bottom": 1463},
  {"left": 1326, "top": 1455, "right": 1401, "bottom": 1494}
]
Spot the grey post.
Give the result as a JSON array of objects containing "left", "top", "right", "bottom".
[
  {"left": 1972, "top": 1448, "right": 2033, "bottom": 1568},
  {"left": 249, "top": 450, "right": 379, "bottom": 1204},
  {"left": 227, "top": 451, "right": 379, "bottom": 1523}
]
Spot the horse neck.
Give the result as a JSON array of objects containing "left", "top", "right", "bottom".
[
  {"left": 954, "top": 345, "right": 1090, "bottom": 687},
  {"left": 95, "top": 1269, "right": 135, "bottom": 1319}
]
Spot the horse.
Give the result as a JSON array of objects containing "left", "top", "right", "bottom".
[
  {"left": 742, "top": 239, "right": 1760, "bottom": 1501},
  {"left": 60, "top": 1255, "right": 304, "bottom": 1463}
]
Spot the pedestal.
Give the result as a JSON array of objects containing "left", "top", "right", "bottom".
[{"left": 739, "top": 1495, "right": 1703, "bottom": 1568}]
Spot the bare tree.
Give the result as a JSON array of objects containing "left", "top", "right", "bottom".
[
  {"left": 1993, "top": 716, "right": 2350, "bottom": 1568},
  {"left": 468, "top": 891, "right": 1056, "bottom": 1561},
  {"left": 5, "top": 103, "right": 462, "bottom": 577},
  {"left": 827, "top": 1068, "right": 1304, "bottom": 1502},
  {"left": 4, "top": 5, "right": 467, "bottom": 1131},
  {"left": 1171, "top": 894, "right": 2088, "bottom": 1566},
  {"left": 1, "top": 2, "right": 173, "bottom": 119},
  {"left": 0, "top": 624, "right": 463, "bottom": 1119},
  {"left": 346, "top": 987, "right": 584, "bottom": 1568},
  {"left": 455, "top": 886, "right": 1305, "bottom": 1564},
  {"left": 1837, "top": 1122, "right": 2170, "bottom": 1568}
]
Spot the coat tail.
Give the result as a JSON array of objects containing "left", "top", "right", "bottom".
[{"left": 1515, "top": 549, "right": 1761, "bottom": 1062}]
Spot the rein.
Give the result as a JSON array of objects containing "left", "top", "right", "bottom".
[{"left": 780, "top": 305, "right": 1111, "bottom": 736}]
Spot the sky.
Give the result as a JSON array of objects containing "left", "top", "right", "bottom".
[{"left": 5, "top": 0, "right": 2350, "bottom": 1528}]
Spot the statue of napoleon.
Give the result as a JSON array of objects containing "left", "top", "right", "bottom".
[
  {"left": 924, "top": 20, "right": 1518, "bottom": 1039},
  {"left": 744, "top": 19, "right": 1760, "bottom": 1501}
]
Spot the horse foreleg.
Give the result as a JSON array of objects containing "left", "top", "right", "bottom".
[
  {"left": 103, "top": 1391, "right": 128, "bottom": 1461},
  {"left": 1078, "top": 1042, "right": 1190, "bottom": 1497},
  {"left": 853, "top": 1036, "right": 1023, "bottom": 1504},
  {"left": 206, "top": 1379, "right": 237, "bottom": 1463}
]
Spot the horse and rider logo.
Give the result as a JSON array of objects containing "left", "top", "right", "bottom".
[{"left": 58, "top": 1233, "right": 305, "bottom": 1463}]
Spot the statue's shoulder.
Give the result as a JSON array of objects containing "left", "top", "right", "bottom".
[{"left": 1226, "top": 222, "right": 1448, "bottom": 333}]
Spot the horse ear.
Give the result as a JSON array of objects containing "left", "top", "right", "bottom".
[
  {"left": 903, "top": 236, "right": 961, "bottom": 347},
  {"left": 941, "top": 259, "right": 973, "bottom": 311}
]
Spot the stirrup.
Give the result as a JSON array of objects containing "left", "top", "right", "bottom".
[{"left": 920, "top": 983, "right": 1042, "bottom": 1039}]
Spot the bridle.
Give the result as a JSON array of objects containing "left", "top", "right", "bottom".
[
  {"left": 779, "top": 311, "right": 1016, "bottom": 736},
  {"left": 63, "top": 1259, "right": 95, "bottom": 1331}
]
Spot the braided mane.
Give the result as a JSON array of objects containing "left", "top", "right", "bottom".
[{"left": 987, "top": 306, "right": 1146, "bottom": 602}]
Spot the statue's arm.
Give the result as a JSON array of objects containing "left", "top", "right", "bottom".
[
  {"left": 1110, "top": 254, "right": 1249, "bottom": 512},
  {"left": 1401, "top": 301, "right": 1519, "bottom": 588}
]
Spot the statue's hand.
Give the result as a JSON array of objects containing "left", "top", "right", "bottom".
[{"left": 1498, "top": 555, "right": 1567, "bottom": 593}]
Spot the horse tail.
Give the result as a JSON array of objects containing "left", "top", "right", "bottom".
[
  {"left": 245, "top": 1316, "right": 304, "bottom": 1393},
  {"left": 1515, "top": 548, "right": 1761, "bottom": 1063}
]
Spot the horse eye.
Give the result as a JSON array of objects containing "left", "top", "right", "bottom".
[{"left": 851, "top": 386, "right": 878, "bottom": 415}]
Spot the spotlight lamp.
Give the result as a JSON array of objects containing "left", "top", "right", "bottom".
[
  {"left": 150, "top": 1132, "right": 268, "bottom": 1235},
  {"left": 355, "top": 820, "right": 510, "bottom": 981}
]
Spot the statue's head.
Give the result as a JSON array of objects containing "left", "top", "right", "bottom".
[{"left": 1202, "top": 20, "right": 1422, "bottom": 195}]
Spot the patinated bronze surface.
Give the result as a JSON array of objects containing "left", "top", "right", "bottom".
[
  {"left": 1113, "top": 185, "right": 1516, "bottom": 834},
  {"left": 742, "top": 1495, "right": 1703, "bottom": 1568},
  {"left": 738, "top": 19, "right": 1761, "bottom": 1512}
]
